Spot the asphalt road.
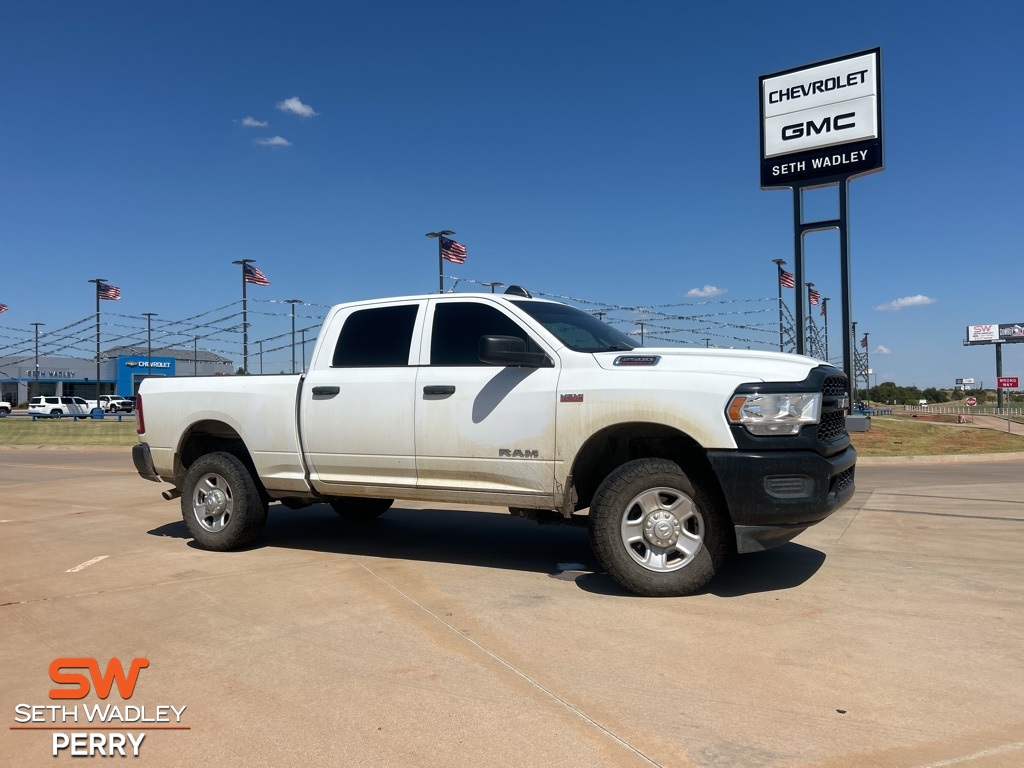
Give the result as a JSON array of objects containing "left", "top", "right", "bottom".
[{"left": 2, "top": 448, "right": 1023, "bottom": 767}]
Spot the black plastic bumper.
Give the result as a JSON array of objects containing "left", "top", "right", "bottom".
[
  {"left": 132, "top": 443, "right": 162, "bottom": 483},
  {"left": 706, "top": 445, "right": 856, "bottom": 553}
]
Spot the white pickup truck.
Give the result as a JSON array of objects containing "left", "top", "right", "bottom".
[{"left": 133, "top": 289, "right": 855, "bottom": 596}]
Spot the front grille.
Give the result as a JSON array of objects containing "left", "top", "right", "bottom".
[
  {"left": 822, "top": 376, "right": 847, "bottom": 397},
  {"left": 817, "top": 410, "right": 846, "bottom": 442}
]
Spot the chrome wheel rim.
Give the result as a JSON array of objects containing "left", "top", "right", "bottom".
[
  {"left": 191, "top": 472, "right": 234, "bottom": 533},
  {"left": 619, "top": 486, "right": 704, "bottom": 572}
]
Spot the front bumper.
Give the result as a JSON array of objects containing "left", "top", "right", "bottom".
[{"left": 706, "top": 445, "right": 856, "bottom": 553}]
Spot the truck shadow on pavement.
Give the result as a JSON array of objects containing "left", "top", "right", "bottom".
[{"left": 148, "top": 502, "right": 826, "bottom": 599}]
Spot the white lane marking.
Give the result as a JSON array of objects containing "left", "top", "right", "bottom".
[{"left": 66, "top": 556, "right": 109, "bottom": 573}]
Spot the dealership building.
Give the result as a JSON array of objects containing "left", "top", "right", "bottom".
[{"left": 0, "top": 346, "right": 234, "bottom": 405}]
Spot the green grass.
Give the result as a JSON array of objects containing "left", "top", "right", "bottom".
[
  {"left": 0, "top": 418, "right": 139, "bottom": 446},
  {"left": 850, "top": 416, "right": 1024, "bottom": 457},
  {"left": 3, "top": 412, "right": 1023, "bottom": 456}
]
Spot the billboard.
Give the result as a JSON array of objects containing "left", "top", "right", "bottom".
[
  {"left": 760, "top": 48, "right": 883, "bottom": 188},
  {"left": 965, "top": 323, "right": 1024, "bottom": 345}
]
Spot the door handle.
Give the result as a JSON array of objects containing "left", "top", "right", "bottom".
[
  {"left": 423, "top": 385, "right": 456, "bottom": 396},
  {"left": 311, "top": 386, "right": 340, "bottom": 396}
]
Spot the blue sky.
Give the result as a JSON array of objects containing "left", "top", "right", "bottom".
[{"left": 1, "top": 1, "right": 1021, "bottom": 387}]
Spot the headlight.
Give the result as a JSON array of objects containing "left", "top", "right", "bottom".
[{"left": 727, "top": 392, "right": 822, "bottom": 435}]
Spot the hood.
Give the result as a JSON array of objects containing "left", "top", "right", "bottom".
[{"left": 592, "top": 347, "right": 829, "bottom": 384}]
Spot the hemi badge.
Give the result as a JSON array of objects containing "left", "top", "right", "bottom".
[
  {"left": 561, "top": 394, "right": 584, "bottom": 403},
  {"left": 614, "top": 355, "right": 660, "bottom": 366}
]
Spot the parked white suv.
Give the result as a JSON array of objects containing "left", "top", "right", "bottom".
[
  {"left": 28, "top": 396, "right": 91, "bottom": 418},
  {"left": 0, "top": 400, "right": 11, "bottom": 416}
]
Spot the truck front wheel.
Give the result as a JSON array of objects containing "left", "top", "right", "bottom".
[
  {"left": 329, "top": 497, "right": 394, "bottom": 522},
  {"left": 589, "top": 458, "right": 726, "bottom": 597},
  {"left": 181, "top": 452, "right": 268, "bottom": 550}
]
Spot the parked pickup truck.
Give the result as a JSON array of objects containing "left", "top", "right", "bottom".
[{"left": 133, "top": 289, "right": 855, "bottom": 596}]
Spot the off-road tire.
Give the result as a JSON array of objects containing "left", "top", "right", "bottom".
[
  {"left": 589, "top": 458, "right": 727, "bottom": 597},
  {"left": 180, "top": 451, "right": 268, "bottom": 550}
]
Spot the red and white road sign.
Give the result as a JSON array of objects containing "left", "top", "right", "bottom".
[
  {"left": 997, "top": 377, "right": 1019, "bottom": 389},
  {"left": 965, "top": 396, "right": 978, "bottom": 406}
]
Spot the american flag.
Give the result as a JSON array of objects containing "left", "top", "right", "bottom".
[
  {"left": 820, "top": 297, "right": 827, "bottom": 317},
  {"left": 440, "top": 236, "right": 467, "bottom": 265},
  {"left": 808, "top": 288, "right": 820, "bottom": 305},
  {"left": 243, "top": 263, "right": 271, "bottom": 286},
  {"left": 0, "top": 303, "right": 7, "bottom": 314},
  {"left": 98, "top": 282, "right": 121, "bottom": 301},
  {"left": 861, "top": 335, "right": 868, "bottom": 348},
  {"left": 779, "top": 270, "right": 795, "bottom": 288}
]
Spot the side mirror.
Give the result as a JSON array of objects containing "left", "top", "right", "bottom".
[{"left": 478, "top": 335, "right": 552, "bottom": 368}]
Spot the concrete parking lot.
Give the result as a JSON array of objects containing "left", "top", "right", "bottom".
[{"left": 2, "top": 448, "right": 1023, "bottom": 767}]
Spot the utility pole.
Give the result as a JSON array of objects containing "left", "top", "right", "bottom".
[{"left": 31, "top": 322, "right": 44, "bottom": 400}]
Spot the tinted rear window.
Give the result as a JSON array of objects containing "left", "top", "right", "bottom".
[{"left": 332, "top": 305, "right": 418, "bottom": 367}]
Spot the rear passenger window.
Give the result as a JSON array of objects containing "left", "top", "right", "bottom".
[
  {"left": 332, "top": 305, "right": 417, "bottom": 367},
  {"left": 430, "top": 302, "right": 537, "bottom": 366}
]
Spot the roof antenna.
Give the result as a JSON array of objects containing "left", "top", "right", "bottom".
[{"left": 503, "top": 285, "right": 531, "bottom": 298}]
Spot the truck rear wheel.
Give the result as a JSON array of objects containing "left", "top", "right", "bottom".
[
  {"left": 589, "top": 458, "right": 726, "bottom": 597},
  {"left": 181, "top": 452, "right": 267, "bottom": 550},
  {"left": 329, "top": 497, "right": 393, "bottom": 522}
]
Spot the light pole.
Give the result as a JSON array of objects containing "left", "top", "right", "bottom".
[
  {"left": 193, "top": 337, "right": 198, "bottom": 375},
  {"left": 87, "top": 279, "right": 108, "bottom": 404},
  {"left": 483, "top": 282, "right": 504, "bottom": 294},
  {"left": 425, "top": 230, "right": 455, "bottom": 293},
  {"left": 300, "top": 329, "right": 307, "bottom": 373},
  {"left": 285, "top": 300, "right": 302, "bottom": 374},
  {"left": 772, "top": 258, "right": 786, "bottom": 352},
  {"left": 257, "top": 341, "right": 264, "bottom": 375},
  {"left": 637, "top": 321, "right": 645, "bottom": 345},
  {"left": 862, "top": 332, "right": 871, "bottom": 401},
  {"left": 805, "top": 282, "right": 816, "bottom": 357},
  {"left": 703, "top": 338, "right": 711, "bottom": 348},
  {"left": 851, "top": 321, "right": 858, "bottom": 405},
  {"left": 820, "top": 298, "right": 829, "bottom": 362},
  {"left": 31, "top": 322, "right": 44, "bottom": 400},
  {"left": 231, "top": 259, "right": 256, "bottom": 373},
  {"left": 142, "top": 313, "right": 157, "bottom": 385}
]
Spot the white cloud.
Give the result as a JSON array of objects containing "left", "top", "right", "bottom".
[
  {"left": 874, "top": 295, "right": 936, "bottom": 311},
  {"left": 240, "top": 116, "right": 268, "bottom": 127},
  {"left": 686, "top": 285, "right": 726, "bottom": 298},
  {"left": 874, "top": 345, "right": 891, "bottom": 355},
  {"left": 276, "top": 97, "right": 319, "bottom": 118},
  {"left": 253, "top": 136, "right": 292, "bottom": 147}
]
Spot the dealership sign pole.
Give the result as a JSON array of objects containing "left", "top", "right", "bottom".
[{"left": 760, "top": 48, "right": 883, "bottom": 401}]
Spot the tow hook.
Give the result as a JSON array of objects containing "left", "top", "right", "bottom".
[{"left": 161, "top": 488, "right": 182, "bottom": 502}]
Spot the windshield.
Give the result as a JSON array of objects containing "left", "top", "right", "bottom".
[{"left": 512, "top": 300, "right": 637, "bottom": 353}]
